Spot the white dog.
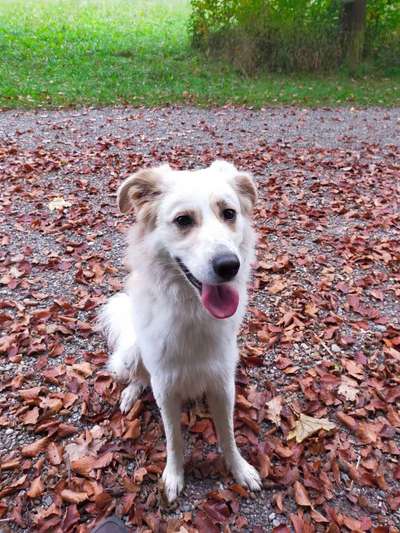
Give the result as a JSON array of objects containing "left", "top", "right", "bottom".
[{"left": 100, "top": 160, "right": 261, "bottom": 502}]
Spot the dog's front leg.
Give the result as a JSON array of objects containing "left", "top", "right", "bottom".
[
  {"left": 207, "top": 380, "right": 261, "bottom": 491},
  {"left": 154, "top": 389, "right": 184, "bottom": 502}
]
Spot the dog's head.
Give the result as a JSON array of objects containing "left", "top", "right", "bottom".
[{"left": 117, "top": 161, "right": 257, "bottom": 319}]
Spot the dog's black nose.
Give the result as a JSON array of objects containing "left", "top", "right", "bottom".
[{"left": 212, "top": 253, "right": 240, "bottom": 281}]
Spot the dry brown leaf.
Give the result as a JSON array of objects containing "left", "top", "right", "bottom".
[
  {"left": 0, "top": 457, "right": 21, "bottom": 470},
  {"left": 19, "top": 387, "right": 42, "bottom": 401},
  {"left": 122, "top": 419, "right": 141, "bottom": 440},
  {"left": 133, "top": 466, "right": 148, "bottom": 484},
  {"left": 272, "top": 492, "right": 285, "bottom": 513},
  {"left": 293, "top": 481, "right": 311, "bottom": 506},
  {"left": 342, "top": 358, "right": 364, "bottom": 380},
  {"left": 40, "top": 397, "right": 63, "bottom": 413},
  {"left": 258, "top": 452, "right": 271, "bottom": 479},
  {"left": 358, "top": 421, "right": 380, "bottom": 444},
  {"left": 63, "top": 392, "right": 79, "bottom": 408},
  {"left": 338, "top": 376, "right": 359, "bottom": 401},
  {"left": 272, "top": 526, "right": 290, "bottom": 533},
  {"left": 72, "top": 362, "right": 93, "bottom": 377},
  {"left": 22, "top": 407, "right": 39, "bottom": 425},
  {"left": 310, "top": 510, "right": 329, "bottom": 523},
  {"left": 27, "top": 476, "right": 44, "bottom": 498},
  {"left": 342, "top": 515, "right": 363, "bottom": 531},
  {"left": 268, "top": 278, "right": 286, "bottom": 294},
  {"left": 48, "top": 197, "right": 71, "bottom": 211},
  {"left": 71, "top": 456, "right": 96, "bottom": 476},
  {"left": 336, "top": 411, "right": 358, "bottom": 432},
  {"left": 304, "top": 301, "right": 318, "bottom": 317},
  {"left": 47, "top": 442, "right": 63, "bottom": 465},
  {"left": 21, "top": 436, "right": 49, "bottom": 457},
  {"left": 60, "top": 489, "right": 88, "bottom": 504},
  {"left": 288, "top": 414, "right": 336, "bottom": 443},
  {"left": 266, "top": 396, "right": 283, "bottom": 425},
  {"left": 0, "top": 474, "right": 27, "bottom": 498},
  {"left": 65, "top": 439, "right": 90, "bottom": 462},
  {"left": 64, "top": 425, "right": 104, "bottom": 462},
  {"left": 92, "top": 451, "right": 113, "bottom": 469}
]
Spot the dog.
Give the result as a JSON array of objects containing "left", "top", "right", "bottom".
[{"left": 100, "top": 160, "right": 261, "bottom": 502}]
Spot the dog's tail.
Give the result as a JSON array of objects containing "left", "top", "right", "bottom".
[{"left": 98, "top": 292, "right": 140, "bottom": 382}]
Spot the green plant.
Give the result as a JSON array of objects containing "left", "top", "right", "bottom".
[
  {"left": 0, "top": 0, "right": 398, "bottom": 108},
  {"left": 190, "top": 0, "right": 400, "bottom": 73}
]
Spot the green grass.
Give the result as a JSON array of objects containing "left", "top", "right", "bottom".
[{"left": 0, "top": 0, "right": 399, "bottom": 108}]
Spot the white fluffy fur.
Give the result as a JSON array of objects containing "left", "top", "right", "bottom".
[{"left": 100, "top": 160, "right": 261, "bottom": 501}]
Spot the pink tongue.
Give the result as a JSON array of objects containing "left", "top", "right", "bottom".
[{"left": 201, "top": 284, "right": 239, "bottom": 319}]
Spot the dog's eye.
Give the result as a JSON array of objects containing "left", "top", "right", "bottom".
[
  {"left": 223, "top": 208, "right": 236, "bottom": 221},
  {"left": 175, "top": 215, "right": 194, "bottom": 228}
]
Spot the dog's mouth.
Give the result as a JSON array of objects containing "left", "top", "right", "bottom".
[
  {"left": 175, "top": 258, "right": 239, "bottom": 319},
  {"left": 176, "top": 258, "right": 202, "bottom": 292}
]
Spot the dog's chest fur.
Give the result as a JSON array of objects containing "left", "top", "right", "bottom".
[{"left": 129, "top": 278, "right": 243, "bottom": 400}]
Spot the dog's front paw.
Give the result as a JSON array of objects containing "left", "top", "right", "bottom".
[
  {"left": 231, "top": 457, "right": 262, "bottom": 491},
  {"left": 161, "top": 465, "right": 184, "bottom": 503}
]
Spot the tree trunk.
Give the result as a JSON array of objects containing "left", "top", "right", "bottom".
[{"left": 341, "top": 0, "right": 367, "bottom": 72}]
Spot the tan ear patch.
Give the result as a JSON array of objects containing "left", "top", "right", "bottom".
[
  {"left": 117, "top": 169, "right": 162, "bottom": 214},
  {"left": 234, "top": 173, "right": 257, "bottom": 214}
]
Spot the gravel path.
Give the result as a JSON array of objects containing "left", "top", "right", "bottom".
[
  {"left": 0, "top": 106, "right": 399, "bottom": 152},
  {"left": 0, "top": 106, "right": 399, "bottom": 533}
]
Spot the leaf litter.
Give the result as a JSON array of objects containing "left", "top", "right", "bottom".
[{"left": 0, "top": 106, "right": 400, "bottom": 532}]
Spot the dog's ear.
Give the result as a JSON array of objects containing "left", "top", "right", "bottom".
[
  {"left": 117, "top": 168, "right": 162, "bottom": 214},
  {"left": 210, "top": 161, "right": 257, "bottom": 215},
  {"left": 233, "top": 172, "right": 257, "bottom": 215}
]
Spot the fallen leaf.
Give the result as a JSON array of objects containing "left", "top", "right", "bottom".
[
  {"left": 338, "top": 376, "right": 359, "bottom": 401},
  {"left": 269, "top": 278, "right": 286, "bottom": 294},
  {"left": 47, "top": 442, "right": 63, "bottom": 465},
  {"left": 48, "top": 197, "right": 72, "bottom": 211},
  {"left": 272, "top": 526, "right": 291, "bottom": 533},
  {"left": 22, "top": 407, "right": 40, "bottom": 425},
  {"left": 27, "top": 476, "right": 44, "bottom": 498},
  {"left": 21, "top": 436, "right": 49, "bottom": 457},
  {"left": 72, "top": 362, "right": 93, "bottom": 377},
  {"left": 311, "top": 510, "right": 329, "bottom": 523},
  {"left": 288, "top": 414, "right": 336, "bottom": 443},
  {"left": 336, "top": 411, "right": 358, "bottom": 432},
  {"left": 266, "top": 396, "right": 282, "bottom": 425},
  {"left": 0, "top": 474, "right": 27, "bottom": 498},
  {"left": 293, "top": 480, "right": 311, "bottom": 506},
  {"left": 60, "top": 489, "right": 88, "bottom": 504},
  {"left": 342, "top": 358, "right": 364, "bottom": 380},
  {"left": 40, "top": 397, "right": 63, "bottom": 413},
  {"left": 122, "top": 419, "right": 141, "bottom": 440}
]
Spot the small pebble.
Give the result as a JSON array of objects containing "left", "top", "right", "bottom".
[
  {"left": 331, "top": 344, "right": 341, "bottom": 353},
  {"left": 43, "top": 495, "right": 52, "bottom": 506}
]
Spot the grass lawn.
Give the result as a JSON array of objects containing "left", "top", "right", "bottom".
[{"left": 0, "top": 0, "right": 399, "bottom": 109}]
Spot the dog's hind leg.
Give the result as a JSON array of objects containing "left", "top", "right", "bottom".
[
  {"left": 99, "top": 292, "right": 139, "bottom": 380},
  {"left": 99, "top": 292, "right": 149, "bottom": 411}
]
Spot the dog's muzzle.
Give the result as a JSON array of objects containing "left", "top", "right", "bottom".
[
  {"left": 175, "top": 258, "right": 202, "bottom": 292},
  {"left": 174, "top": 257, "right": 239, "bottom": 319}
]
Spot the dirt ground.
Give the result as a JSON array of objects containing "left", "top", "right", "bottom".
[{"left": 0, "top": 106, "right": 400, "bottom": 532}]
